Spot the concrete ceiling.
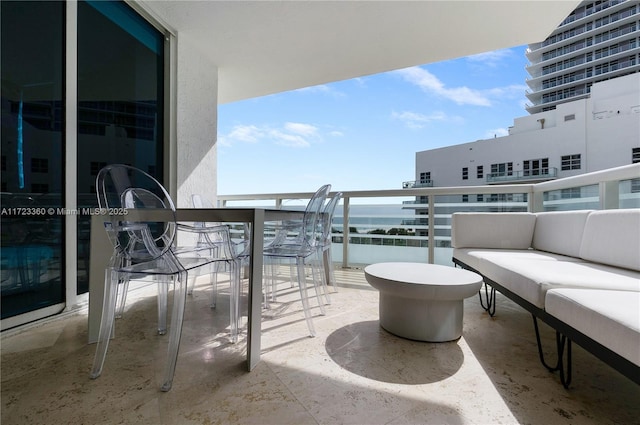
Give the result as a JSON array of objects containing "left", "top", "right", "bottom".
[{"left": 142, "top": 1, "right": 581, "bottom": 104}]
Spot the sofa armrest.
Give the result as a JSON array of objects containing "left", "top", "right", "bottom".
[{"left": 451, "top": 212, "right": 536, "bottom": 249}]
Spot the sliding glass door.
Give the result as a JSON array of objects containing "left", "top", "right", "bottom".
[
  {"left": 1, "top": 1, "right": 66, "bottom": 320},
  {"left": 1, "top": 0, "right": 166, "bottom": 327},
  {"left": 76, "top": 0, "right": 165, "bottom": 295}
]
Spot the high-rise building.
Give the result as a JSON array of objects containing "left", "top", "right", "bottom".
[{"left": 525, "top": 0, "right": 639, "bottom": 114}]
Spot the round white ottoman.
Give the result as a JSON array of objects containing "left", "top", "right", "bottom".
[{"left": 364, "top": 262, "right": 482, "bottom": 342}]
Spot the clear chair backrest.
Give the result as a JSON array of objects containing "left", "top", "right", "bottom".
[
  {"left": 321, "top": 192, "right": 342, "bottom": 244},
  {"left": 301, "top": 184, "right": 331, "bottom": 247},
  {"left": 191, "top": 193, "right": 236, "bottom": 256},
  {"left": 95, "top": 164, "right": 176, "bottom": 262}
]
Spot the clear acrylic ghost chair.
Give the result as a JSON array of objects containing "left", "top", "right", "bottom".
[
  {"left": 91, "top": 164, "right": 221, "bottom": 391},
  {"left": 317, "top": 192, "right": 342, "bottom": 301},
  {"left": 186, "top": 193, "right": 246, "bottom": 341},
  {"left": 263, "top": 184, "right": 330, "bottom": 336},
  {"left": 107, "top": 188, "right": 241, "bottom": 343}
]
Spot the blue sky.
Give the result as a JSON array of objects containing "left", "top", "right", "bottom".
[{"left": 217, "top": 45, "right": 530, "bottom": 195}]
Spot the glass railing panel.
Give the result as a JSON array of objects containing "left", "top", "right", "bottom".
[
  {"left": 542, "top": 184, "right": 599, "bottom": 211},
  {"left": 619, "top": 178, "right": 640, "bottom": 208},
  {"left": 333, "top": 197, "right": 428, "bottom": 266}
]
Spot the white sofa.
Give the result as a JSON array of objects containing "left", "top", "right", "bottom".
[{"left": 451, "top": 209, "right": 640, "bottom": 387}]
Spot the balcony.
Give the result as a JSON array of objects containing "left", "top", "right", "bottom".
[
  {"left": 402, "top": 180, "right": 434, "bottom": 189},
  {"left": 486, "top": 167, "right": 559, "bottom": 184},
  {"left": 2, "top": 164, "right": 639, "bottom": 423}
]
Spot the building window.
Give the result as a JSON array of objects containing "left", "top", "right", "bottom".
[
  {"left": 491, "top": 162, "right": 513, "bottom": 176},
  {"left": 477, "top": 194, "right": 483, "bottom": 202},
  {"left": 31, "top": 158, "right": 49, "bottom": 173},
  {"left": 523, "top": 158, "right": 549, "bottom": 176},
  {"left": 90, "top": 161, "right": 107, "bottom": 176},
  {"left": 419, "top": 172, "right": 431, "bottom": 184},
  {"left": 462, "top": 195, "right": 468, "bottom": 203},
  {"left": 476, "top": 165, "right": 483, "bottom": 179},
  {"left": 632, "top": 147, "right": 640, "bottom": 164},
  {"left": 631, "top": 179, "right": 640, "bottom": 194},
  {"left": 462, "top": 167, "right": 468, "bottom": 180},
  {"left": 561, "top": 154, "right": 581, "bottom": 170},
  {"left": 1, "top": 155, "right": 6, "bottom": 171}
]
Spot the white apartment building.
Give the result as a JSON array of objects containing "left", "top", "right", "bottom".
[
  {"left": 413, "top": 72, "right": 640, "bottom": 190},
  {"left": 412, "top": 0, "right": 639, "bottom": 192},
  {"left": 526, "top": 0, "right": 639, "bottom": 114}
]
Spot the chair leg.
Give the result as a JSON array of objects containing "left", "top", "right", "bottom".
[
  {"left": 314, "top": 250, "right": 330, "bottom": 306},
  {"left": 325, "top": 247, "right": 337, "bottom": 292},
  {"left": 161, "top": 271, "right": 188, "bottom": 392},
  {"left": 90, "top": 268, "right": 119, "bottom": 380},
  {"left": 296, "top": 258, "right": 316, "bottom": 337},
  {"left": 115, "top": 279, "right": 130, "bottom": 319},
  {"left": 157, "top": 276, "right": 168, "bottom": 335},
  {"left": 320, "top": 251, "right": 331, "bottom": 304},
  {"left": 229, "top": 259, "right": 240, "bottom": 343},
  {"left": 210, "top": 262, "right": 219, "bottom": 309},
  {"left": 114, "top": 258, "right": 129, "bottom": 318}
]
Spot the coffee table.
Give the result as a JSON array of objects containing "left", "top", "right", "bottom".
[{"left": 364, "top": 262, "right": 483, "bottom": 342}]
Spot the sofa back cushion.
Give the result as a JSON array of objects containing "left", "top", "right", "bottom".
[
  {"left": 451, "top": 212, "right": 536, "bottom": 249},
  {"left": 579, "top": 209, "right": 640, "bottom": 271},
  {"left": 532, "top": 210, "right": 593, "bottom": 257}
]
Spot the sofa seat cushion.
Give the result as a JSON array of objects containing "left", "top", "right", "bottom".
[
  {"left": 545, "top": 288, "right": 640, "bottom": 366},
  {"left": 453, "top": 248, "right": 583, "bottom": 275},
  {"left": 479, "top": 256, "right": 640, "bottom": 308}
]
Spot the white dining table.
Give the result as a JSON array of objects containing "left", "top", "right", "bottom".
[{"left": 87, "top": 207, "right": 304, "bottom": 371}]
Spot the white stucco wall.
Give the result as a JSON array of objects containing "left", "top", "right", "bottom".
[
  {"left": 415, "top": 73, "right": 640, "bottom": 187},
  {"left": 174, "top": 33, "right": 218, "bottom": 209}
]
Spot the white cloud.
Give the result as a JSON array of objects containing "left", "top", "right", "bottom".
[
  {"left": 392, "top": 110, "right": 458, "bottom": 129},
  {"left": 228, "top": 125, "right": 263, "bottom": 142},
  {"left": 466, "top": 49, "right": 513, "bottom": 67},
  {"left": 218, "top": 124, "right": 264, "bottom": 146},
  {"left": 396, "top": 65, "right": 527, "bottom": 107},
  {"left": 220, "top": 121, "right": 330, "bottom": 148},
  {"left": 329, "top": 130, "right": 344, "bottom": 137},
  {"left": 284, "top": 122, "right": 319, "bottom": 137},
  {"left": 269, "top": 129, "right": 310, "bottom": 148},
  {"left": 396, "top": 66, "right": 491, "bottom": 106}
]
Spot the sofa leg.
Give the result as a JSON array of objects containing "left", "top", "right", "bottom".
[
  {"left": 533, "top": 316, "right": 561, "bottom": 372},
  {"left": 556, "top": 332, "right": 572, "bottom": 389},
  {"left": 478, "top": 282, "right": 496, "bottom": 316}
]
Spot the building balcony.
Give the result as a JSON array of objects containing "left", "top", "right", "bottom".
[
  {"left": 2, "top": 164, "right": 639, "bottom": 424},
  {"left": 402, "top": 180, "right": 433, "bottom": 189},
  {"left": 487, "top": 167, "right": 559, "bottom": 184}
]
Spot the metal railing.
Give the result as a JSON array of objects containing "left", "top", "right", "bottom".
[
  {"left": 218, "top": 164, "right": 640, "bottom": 268},
  {"left": 486, "top": 167, "right": 558, "bottom": 184}
]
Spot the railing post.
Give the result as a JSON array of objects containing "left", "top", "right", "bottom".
[
  {"left": 530, "top": 189, "right": 544, "bottom": 212},
  {"left": 428, "top": 194, "right": 434, "bottom": 264},
  {"left": 342, "top": 196, "right": 350, "bottom": 268},
  {"left": 600, "top": 181, "right": 619, "bottom": 210}
]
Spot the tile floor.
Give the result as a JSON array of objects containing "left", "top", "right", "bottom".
[{"left": 2, "top": 267, "right": 639, "bottom": 425}]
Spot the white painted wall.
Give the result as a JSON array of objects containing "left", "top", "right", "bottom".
[
  {"left": 415, "top": 73, "right": 640, "bottom": 187},
  {"left": 174, "top": 33, "right": 219, "bottom": 209}
]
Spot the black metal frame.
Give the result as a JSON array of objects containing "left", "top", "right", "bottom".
[{"left": 453, "top": 257, "right": 640, "bottom": 388}]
